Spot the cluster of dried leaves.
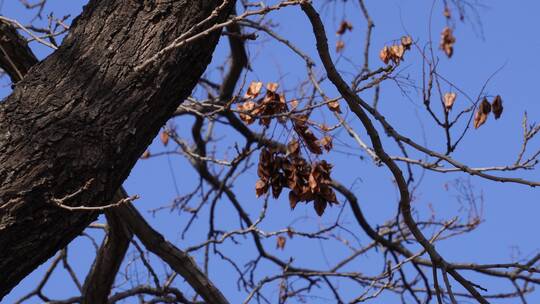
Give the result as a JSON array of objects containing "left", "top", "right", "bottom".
[
  {"left": 238, "top": 82, "right": 289, "bottom": 126},
  {"left": 474, "top": 95, "right": 504, "bottom": 129},
  {"left": 256, "top": 143, "right": 337, "bottom": 216},
  {"left": 238, "top": 81, "right": 339, "bottom": 216},
  {"left": 440, "top": 27, "right": 456, "bottom": 58},
  {"left": 335, "top": 20, "right": 353, "bottom": 52},
  {"left": 379, "top": 36, "right": 412, "bottom": 65},
  {"left": 444, "top": 93, "right": 504, "bottom": 129}
]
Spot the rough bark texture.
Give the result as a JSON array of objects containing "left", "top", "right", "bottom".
[
  {"left": 0, "top": 0, "right": 233, "bottom": 298},
  {"left": 0, "top": 20, "right": 38, "bottom": 82}
]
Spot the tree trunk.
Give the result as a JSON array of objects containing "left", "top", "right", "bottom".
[{"left": 0, "top": 0, "right": 233, "bottom": 298}]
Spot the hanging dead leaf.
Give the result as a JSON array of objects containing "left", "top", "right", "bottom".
[
  {"left": 266, "top": 82, "right": 279, "bottom": 93},
  {"left": 255, "top": 179, "right": 269, "bottom": 197},
  {"left": 287, "top": 138, "right": 300, "bottom": 156},
  {"left": 390, "top": 44, "right": 405, "bottom": 63},
  {"left": 444, "top": 92, "right": 457, "bottom": 112},
  {"left": 328, "top": 100, "right": 342, "bottom": 113},
  {"left": 287, "top": 228, "right": 294, "bottom": 238},
  {"left": 401, "top": 35, "right": 413, "bottom": 50},
  {"left": 245, "top": 81, "right": 263, "bottom": 99},
  {"left": 160, "top": 131, "right": 169, "bottom": 146},
  {"left": 492, "top": 95, "right": 503, "bottom": 119},
  {"left": 440, "top": 27, "right": 456, "bottom": 58},
  {"left": 443, "top": 6, "right": 451, "bottom": 18},
  {"left": 141, "top": 150, "right": 151, "bottom": 159},
  {"left": 292, "top": 116, "right": 323, "bottom": 155},
  {"left": 290, "top": 99, "right": 299, "bottom": 110},
  {"left": 379, "top": 46, "right": 391, "bottom": 64},
  {"left": 336, "top": 40, "right": 345, "bottom": 52},
  {"left": 336, "top": 20, "right": 353, "bottom": 35},
  {"left": 276, "top": 236, "right": 286, "bottom": 250},
  {"left": 289, "top": 191, "right": 299, "bottom": 210},
  {"left": 314, "top": 197, "right": 327, "bottom": 216},
  {"left": 474, "top": 98, "right": 491, "bottom": 129},
  {"left": 237, "top": 101, "right": 257, "bottom": 124},
  {"left": 318, "top": 135, "right": 333, "bottom": 152}
]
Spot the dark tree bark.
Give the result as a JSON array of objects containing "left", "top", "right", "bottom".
[
  {"left": 0, "top": 0, "right": 234, "bottom": 299},
  {"left": 0, "top": 20, "right": 38, "bottom": 83}
]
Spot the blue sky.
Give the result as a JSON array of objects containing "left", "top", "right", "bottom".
[{"left": 2, "top": 1, "right": 540, "bottom": 303}]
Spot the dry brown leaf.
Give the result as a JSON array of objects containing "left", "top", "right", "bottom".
[
  {"left": 287, "top": 139, "right": 300, "bottom": 156},
  {"left": 237, "top": 101, "right": 257, "bottom": 124},
  {"left": 336, "top": 20, "right": 353, "bottom": 35},
  {"left": 289, "top": 191, "right": 299, "bottom": 210},
  {"left": 474, "top": 98, "right": 491, "bottom": 129},
  {"left": 492, "top": 95, "right": 503, "bottom": 119},
  {"left": 440, "top": 27, "right": 456, "bottom": 58},
  {"left": 336, "top": 40, "right": 345, "bottom": 52},
  {"left": 287, "top": 228, "right": 294, "bottom": 238},
  {"left": 160, "top": 131, "right": 169, "bottom": 146},
  {"left": 276, "top": 236, "right": 286, "bottom": 250},
  {"left": 444, "top": 92, "right": 457, "bottom": 112},
  {"left": 401, "top": 35, "right": 413, "bottom": 50},
  {"left": 379, "top": 46, "right": 391, "bottom": 64},
  {"left": 314, "top": 197, "right": 327, "bottom": 216},
  {"left": 290, "top": 99, "right": 299, "bottom": 110},
  {"left": 245, "top": 81, "right": 263, "bottom": 99},
  {"left": 266, "top": 82, "right": 279, "bottom": 93},
  {"left": 319, "top": 135, "right": 333, "bottom": 152},
  {"left": 328, "top": 100, "right": 342, "bottom": 113},
  {"left": 390, "top": 44, "right": 405, "bottom": 63},
  {"left": 255, "top": 179, "right": 269, "bottom": 197},
  {"left": 292, "top": 116, "right": 323, "bottom": 155},
  {"left": 444, "top": 6, "right": 451, "bottom": 18}
]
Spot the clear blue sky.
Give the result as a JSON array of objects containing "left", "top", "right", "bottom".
[{"left": 2, "top": 1, "right": 540, "bottom": 303}]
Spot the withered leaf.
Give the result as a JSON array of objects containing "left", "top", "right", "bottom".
[
  {"left": 401, "top": 35, "right": 413, "bottom": 50},
  {"left": 444, "top": 92, "right": 457, "bottom": 112},
  {"left": 271, "top": 175, "right": 284, "bottom": 199},
  {"left": 321, "top": 186, "right": 338, "bottom": 204},
  {"left": 287, "top": 227, "right": 294, "bottom": 238},
  {"left": 287, "top": 138, "right": 300, "bottom": 156},
  {"left": 474, "top": 98, "right": 491, "bottom": 129},
  {"left": 266, "top": 82, "right": 279, "bottom": 93},
  {"left": 314, "top": 197, "right": 327, "bottom": 216},
  {"left": 290, "top": 99, "right": 299, "bottom": 110},
  {"left": 289, "top": 191, "right": 299, "bottom": 210},
  {"left": 245, "top": 81, "right": 263, "bottom": 99},
  {"left": 336, "top": 20, "right": 353, "bottom": 35},
  {"left": 160, "top": 131, "right": 169, "bottom": 146},
  {"left": 318, "top": 135, "right": 333, "bottom": 152},
  {"left": 328, "top": 100, "right": 342, "bottom": 113},
  {"left": 443, "top": 6, "right": 451, "bottom": 18},
  {"left": 257, "top": 148, "right": 272, "bottom": 179},
  {"left": 336, "top": 40, "right": 345, "bottom": 53},
  {"left": 292, "top": 116, "right": 323, "bottom": 155},
  {"left": 237, "top": 101, "right": 257, "bottom": 124},
  {"left": 304, "top": 130, "right": 323, "bottom": 155},
  {"left": 308, "top": 170, "right": 319, "bottom": 193},
  {"left": 255, "top": 179, "right": 269, "bottom": 197},
  {"left": 379, "top": 46, "right": 391, "bottom": 64},
  {"left": 390, "top": 44, "right": 405, "bottom": 63},
  {"left": 492, "top": 95, "right": 503, "bottom": 119},
  {"left": 276, "top": 236, "right": 286, "bottom": 250},
  {"left": 440, "top": 27, "right": 456, "bottom": 58}
]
